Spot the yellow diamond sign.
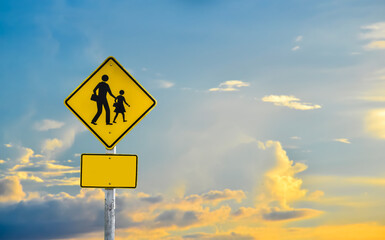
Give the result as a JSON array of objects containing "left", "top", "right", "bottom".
[{"left": 64, "top": 56, "right": 156, "bottom": 149}]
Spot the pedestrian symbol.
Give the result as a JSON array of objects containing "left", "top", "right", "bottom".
[
  {"left": 112, "top": 90, "right": 130, "bottom": 124},
  {"left": 91, "top": 74, "right": 116, "bottom": 125},
  {"left": 64, "top": 57, "right": 156, "bottom": 149}
]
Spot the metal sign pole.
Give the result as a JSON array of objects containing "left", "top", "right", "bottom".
[{"left": 105, "top": 147, "right": 116, "bottom": 240}]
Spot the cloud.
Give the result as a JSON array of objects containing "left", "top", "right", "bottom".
[
  {"left": 365, "top": 109, "right": 385, "bottom": 138},
  {"left": 333, "top": 138, "right": 351, "bottom": 144},
  {"left": 295, "top": 35, "right": 303, "bottom": 42},
  {"left": 4, "top": 143, "right": 80, "bottom": 187},
  {"left": 117, "top": 189, "right": 240, "bottom": 233},
  {"left": 34, "top": 119, "right": 65, "bottom": 131},
  {"left": 262, "top": 208, "right": 322, "bottom": 221},
  {"left": 45, "top": 177, "right": 80, "bottom": 186},
  {"left": 0, "top": 168, "right": 321, "bottom": 240},
  {"left": 0, "top": 188, "right": 238, "bottom": 239},
  {"left": 232, "top": 205, "right": 322, "bottom": 223},
  {"left": 364, "top": 41, "right": 385, "bottom": 50},
  {"left": 291, "top": 136, "right": 301, "bottom": 140},
  {"left": 153, "top": 210, "right": 199, "bottom": 228},
  {"left": 0, "top": 139, "right": 323, "bottom": 239},
  {"left": 32, "top": 119, "right": 87, "bottom": 161},
  {"left": 308, "top": 190, "right": 325, "bottom": 200},
  {"left": 8, "top": 150, "right": 79, "bottom": 186},
  {"left": 361, "top": 22, "right": 385, "bottom": 40},
  {"left": 4, "top": 143, "right": 12, "bottom": 148},
  {"left": 361, "top": 22, "right": 385, "bottom": 50},
  {"left": 16, "top": 172, "right": 44, "bottom": 183},
  {"left": 262, "top": 95, "right": 321, "bottom": 110},
  {"left": 229, "top": 141, "right": 323, "bottom": 224},
  {"left": 209, "top": 80, "right": 250, "bottom": 92},
  {"left": 11, "top": 161, "right": 72, "bottom": 173},
  {"left": 139, "top": 194, "right": 163, "bottom": 204},
  {"left": 19, "top": 147, "right": 42, "bottom": 164},
  {"left": 54, "top": 120, "right": 88, "bottom": 154},
  {"left": 41, "top": 138, "right": 63, "bottom": 153},
  {"left": 10, "top": 161, "right": 78, "bottom": 177},
  {"left": 201, "top": 189, "right": 245, "bottom": 205},
  {"left": 257, "top": 141, "right": 309, "bottom": 209},
  {"left": 0, "top": 190, "right": 104, "bottom": 240},
  {"left": 0, "top": 176, "right": 26, "bottom": 202},
  {"left": 158, "top": 80, "right": 175, "bottom": 89},
  {"left": 292, "top": 35, "right": 302, "bottom": 51}
]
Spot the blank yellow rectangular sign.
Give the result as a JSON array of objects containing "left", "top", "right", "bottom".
[{"left": 81, "top": 154, "right": 137, "bottom": 188}]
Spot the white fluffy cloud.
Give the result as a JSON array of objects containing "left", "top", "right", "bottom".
[
  {"left": 262, "top": 95, "right": 321, "bottom": 110},
  {"left": 34, "top": 119, "right": 65, "bottom": 131},
  {"left": 158, "top": 80, "right": 175, "bottom": 89},
  {"left": 209, "top": 80, "right": 250, "bottom": 92}
]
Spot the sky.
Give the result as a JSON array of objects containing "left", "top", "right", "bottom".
[{"left": 1, "top": 0, "right": 385, "bottom": 239}]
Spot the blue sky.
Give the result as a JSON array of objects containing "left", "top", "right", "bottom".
[{"left": 2, "top": 0, "right": 385, "bottom": 239}]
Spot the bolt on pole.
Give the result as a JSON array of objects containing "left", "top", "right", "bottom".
[{"left": 105, "top": 147, "right": 116, "bottom": 240}]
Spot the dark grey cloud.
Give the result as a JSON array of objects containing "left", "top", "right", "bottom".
[
  {"left": 263, "top": 209, "right": 318, "bottom": 221},
  {"left": 139, "top": 195, "right": 163, "bottom": 204},
  {"left": 0, "top": 192, "right": 206, "bottom": 239},
  {"left": 0, "top": 194, "right": 156, "bottom": 239},
  {"left": 184, "top": 233, "right": 207, "bottom": 239},
  {"left": 201, "top": 189, "right": 243, "bottom": 201},
  {"left": 231, "top": 208, "right": 245, "bottom": 217},
  {"left": 153, "top": 210, "right": 198, "bottom": 228},
  {"left": 0, "top": 197, "right": 104, "bottom": 240}
]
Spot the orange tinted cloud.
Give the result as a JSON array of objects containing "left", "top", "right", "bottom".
[{"left": 257, "top": 141, "right": 309, "bottom": 209}]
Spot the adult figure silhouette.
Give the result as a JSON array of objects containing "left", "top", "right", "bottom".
[{"left": 91, "top": 74, "right": 116, "bottom": 125}]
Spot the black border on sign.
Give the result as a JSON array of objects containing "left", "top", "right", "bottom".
[
  {"left": 80, "top": 154, "right": 138, "bottom": 188},
  {"left": 64, "top": 56, "right": 157, "bottom": 149}
]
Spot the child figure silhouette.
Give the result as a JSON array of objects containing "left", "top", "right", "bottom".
[{"left": 113, "top": 90, "right": 130, "bottom": 123}]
